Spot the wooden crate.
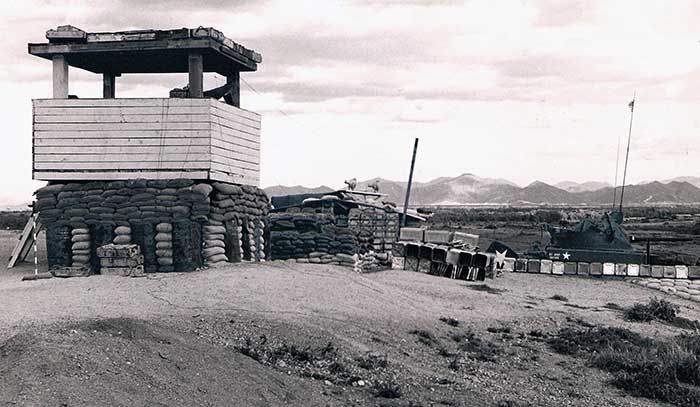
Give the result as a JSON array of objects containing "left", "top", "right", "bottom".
[{"left": 32, "top": 98, "right": 261, "bottom": 186}]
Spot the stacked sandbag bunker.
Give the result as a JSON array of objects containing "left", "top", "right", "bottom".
[{"left": 34, "top": 179, "right": 270, "bottom": 275}]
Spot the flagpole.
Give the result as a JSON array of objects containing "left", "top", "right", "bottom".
[
  {"left": 618, "top": 92, "right": 635, "bottom": 214},
  {"left": 611, "top": 123, "right": 623, "bottom": 211}
]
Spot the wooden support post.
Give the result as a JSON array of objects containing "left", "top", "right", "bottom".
[
  {"left": 52, "top": 55, "right": 69, "bottom": 98},
  {"left": 227, "top": 72, "right": 240, "bottom": 107},
  {"left": 103, "top": 73, "right": 116, "bottom": 98},
  {"left": 188, "top": 53, "right": 203, "bottom": 98}
]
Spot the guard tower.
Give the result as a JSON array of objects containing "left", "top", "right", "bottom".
[
  {"left": 15, "top": 26, "right": 270, "bottom": 274},
  {"left": 28, "top": 25, "right": 261, "bottom": 186}
]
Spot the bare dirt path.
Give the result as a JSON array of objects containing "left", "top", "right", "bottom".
[{"left": 2, "top": 230, "right": 696, "bottom": 406}]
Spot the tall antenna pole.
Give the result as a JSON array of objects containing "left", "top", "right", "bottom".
[
  {"left": 618, "top": 92, "right": 635, "bottom": 214},
  {"left": 611, "top": 121, "right": 623, "bottom": 210},
  {"left": 402, "top": 138, "right": 419, "bottom": 227}
]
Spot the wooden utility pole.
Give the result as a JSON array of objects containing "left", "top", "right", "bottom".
[{"left": 402, "top": 138, "right": 419, "bottom": 227}]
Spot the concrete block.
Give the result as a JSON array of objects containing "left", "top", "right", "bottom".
[
  {"left": 689, "top": 266, "right": 700, "bottom": 279},
  {"left": 540, "top": 259, "right": 552, "bottom": 274},
  {"left": 446, "top": 249, "right": 461, "bottom": 265},
  {"left": 676, "top": 265, "right": 689, "bottom": 280},
  {"left": 577, "top": 262, "right": 590, "bottom": 275},
  {"left": 627, "top": 264, "right": 640, "bottom": 277},
  {"left": 663, "top": 265, "right": 676, "bottom": 279},
  {"left": 418, "top": 244, "right": 433, "bottom": 260},
  {"left": 503, "top": 258, "right": 515, "bottom": 272},
  {"left": 651, "top": 265, "right": 664, "bottom": 278},
  {"left": 590, "top": 262, "right": 602, "bottom": 275},
  {"left": 615, "top": 263, "right": 627, "bottom": 276},
  {"left": 563, "top": 262, "right": 577, "bottom": 275},
  {"left": 424, "top": 230, "right": 453, "bottom": 245},
  {"left": 405, "top": 243, "right": 420, "bottom": 258},
  {"left": 639, "top": 264, "right": 651, "bottom": 277},
  {"left": 399, "top": 227, "right": 424, "bottom": 242},
  {"left": 515, "top": 258, "right": 527, "bottom": 272},
  {"left": 527, "top": 259, "right": 541, "bottom": 273},
  {"left": 603, "top": 262, "right": 615, "bottom": 276},
  {"left": 552, "top": 261, "right": 564, "bottom": 275}
]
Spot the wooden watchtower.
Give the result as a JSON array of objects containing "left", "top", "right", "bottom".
[{"left": 28, "top": 25, "right": 262, "bottom": 186}]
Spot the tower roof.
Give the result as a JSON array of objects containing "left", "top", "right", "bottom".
[{"left": 28, "top": 25, "right": 261, "bottom": 75}]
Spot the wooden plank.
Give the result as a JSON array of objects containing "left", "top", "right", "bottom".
[
  {"left": 34, "top": 114, "right": 212, "bottom": 123},
  {"left": 211, "top": 139, "right": 259, "bottom": 159},
  {"left": 211, "top": 146, "right": 259, "bottom": 165},
  {"left": 34, "top": 170, "right": 211, "bottom": 181},
  {"left": 210, "top": 98, "right": 260, "bottom": 121},
  {"left": 34, "top": 162, "right": 210, "bottom": 170},
  {"left": 34, "top": 98, "right": 211, "bottom": 108},
  {"left": 211, "top": 137, "right": 259, "bottom": 153},
  {"left": 210, "top": 157, "right": 259, "bottom": 173},
  {"left": 210, "top": 106, "right": 261, "bottom": 129},
  {"left": 7, "top": 216, "right": 41, "bottom": 269},
  {"left": 211, "top": 122, "right": 260, "bottom": 143},
  {"left": 36, "top": 137, "right": 211, "bottom": 147},
  {"left": 209, "top": 169, "right": 258, "bottom": 186},
  {"left": 34, "top": 130, "right": 211, "bottom": 139},
  {"left": 35, "top": 153, "right": 211, "bottom": 163},
  {"left": 188, "top": 53, "right": 204, "bottom": 98},
  {"left": 35, "top": 145, "right": 211, "bottom": 154},
  {"left": 210, "top": 161, "right": 259, "bottom": 177},
  {"left": 35, "top": 122, "right": 211, "bottom": 131},
  {"left": 35, "top": 106, "right": 211, "bottom": 115}
]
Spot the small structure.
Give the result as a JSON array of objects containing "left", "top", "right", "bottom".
[
  {"left": 24, "top": 26, "right": 270, "bottom": 274},
  {"left": 267, "top": 190, "right": 407, "bottom": 271}
]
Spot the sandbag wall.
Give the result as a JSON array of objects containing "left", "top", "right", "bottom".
[
  {"left": 209, "top": 182, "right": 269, "bottom": 263},
  {"left": 34, "top": 179, "right": 270, "bottom": 273},
  {"left": 268, "top": 213, "right": 359, "bottom": 266}
]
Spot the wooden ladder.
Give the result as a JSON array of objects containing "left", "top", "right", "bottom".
[{"left": 7, "top": 215, "right": 42, "bottom": 269}]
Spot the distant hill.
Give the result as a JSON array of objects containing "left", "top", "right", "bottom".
[
  {"left": 263, "top": 185, "right": 334, "bottom": 197},
  {"left": 662, "top": 176, "right": 700, "bottom": 190},
  {"left": 264, "top": 175, "right": 700, "bottom": 206},
  {"left": 555, "top": 180, "right": 612, "bottom": 193}
]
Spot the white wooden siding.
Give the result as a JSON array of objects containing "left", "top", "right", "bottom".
[{"left": 33, "top": 98, "right": 261, "bottom": 186}]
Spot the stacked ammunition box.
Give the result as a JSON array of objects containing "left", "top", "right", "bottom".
[{"left": 96, "top": 244, "right": 145, "bottom": 277}]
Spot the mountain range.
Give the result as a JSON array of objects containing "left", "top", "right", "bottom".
[{"left": 264, "top": 174, "right": 700, "bottom": 206}]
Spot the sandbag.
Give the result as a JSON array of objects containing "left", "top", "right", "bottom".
[
  {"left": 113, "top": 235, "right": 131, "bottom": 245},
  {"left": 156, "top": 223, "right": 173, "bottom": 233},
  {"left": 204, "top": 240, "right": 225, "bottom": 248},
  {"left": 72, "top": 254, "right": 90, "bottom": 264},
  {"left": 208, "top": 253, "right": 228, "bottom": 263},
  {"left": 212, "top": 182, "right": 242, "bottom": 195},
  {"left": 203, "top": 233, "right": 225, "bottom": 240},
  {"left": 156, "top": 241, "right": 172, "bottom": 250},
  {"left": 155, "top": 232, "right": 172, "bottom": 242},
  {"left": 157, "top": 257, "right": 173, "bottom": 266},
  {"left": 114, "top": 226, "right": 131, "bottom": 235},
  {"left": 192, "top": 183, "right": 213, "bottom": 197},
  {"left": 204, "top": 246, "right": 226, "bottom": 257},
  {"left": 72, "top": 228, "right": 90, "bottom": 236},
  {"left": 156, "top": 249, "right": 173, "bottom": 258},
  {"left": 71, "top": 234, "right": 90, "bottom": 243},
  {"left": 203, "top": 225, "right": 226, "bottom": 234},
  {"left": 72, "top": 241, "right": 90, "bottom": 251}
]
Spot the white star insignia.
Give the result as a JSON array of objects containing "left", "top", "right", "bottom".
[
  {"left": 562, "top": 252, "right": 571, "bottom": 261},
  {"left": 495, "top": 250, "right": 507, "bottom": 268}
]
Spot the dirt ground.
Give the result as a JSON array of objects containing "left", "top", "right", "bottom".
[{"left": 2, "top": 230, "right": 699, "bottom": 406}]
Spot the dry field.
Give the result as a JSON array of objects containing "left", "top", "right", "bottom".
[{"left": 3, "top": 229, "right": 700, "bottom": 406}]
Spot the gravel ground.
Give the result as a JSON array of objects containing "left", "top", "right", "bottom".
[{"left": 2, "top": 230, "right": 697, "bottom": 406}]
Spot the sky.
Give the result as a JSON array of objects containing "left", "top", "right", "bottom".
[{"left": 1, "top": 0, "right": 699, "bottom": 205}]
